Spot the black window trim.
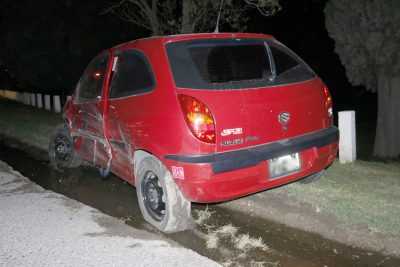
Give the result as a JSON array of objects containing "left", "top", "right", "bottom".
[{"left": 108, "top": 48, "right": 156, "bottom": 100}]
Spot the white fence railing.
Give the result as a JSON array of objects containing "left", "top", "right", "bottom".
[{"left": 0, "top": 90, "right": 64, "bottom": 113}]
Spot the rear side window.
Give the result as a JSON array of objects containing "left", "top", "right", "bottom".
[
  {"left": 268, "top": 43, "right": 314, "bottom": 84},
  {"left": 109, "top": 50, "right": 155, "bottom": 98},
  {"left": 270, "top": 45, "right": 298, "bottom": 75},
  {"left": 166, "top": 39, "right": 314, "bottom": 90}
]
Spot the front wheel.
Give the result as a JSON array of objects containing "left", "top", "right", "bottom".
[
  {"left": 49, "top": 124, "right": 81, "bottom": 169},
  {"left": 136, "top": 155, "right": 193, "bottom": 233}
]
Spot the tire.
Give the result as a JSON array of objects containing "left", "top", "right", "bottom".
[
  {"left": 299, "top": 170, "right": 325, "bottom": 184},
  {"left": 136, "top": 155, "right": 193, "bottom": 233},
  {"left": 49, "top": 124, "right": 81, "bottom": 169}
]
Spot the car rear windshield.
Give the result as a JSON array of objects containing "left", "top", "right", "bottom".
[{"left": 166, "top": 39, "right": 315, "bottom": 90}]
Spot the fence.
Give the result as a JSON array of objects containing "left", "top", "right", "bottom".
[{"left": 0, "top": 89, "right": 66, "bottom": 113}]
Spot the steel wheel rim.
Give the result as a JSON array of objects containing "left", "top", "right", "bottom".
[
  {"left": 54, "top": 135, "right": 72, "bottom": 162},
  {"left": 141, "top": 171, "right": 165, "bottom": 222}
]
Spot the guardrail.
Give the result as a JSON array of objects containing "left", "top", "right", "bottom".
[{"left": 0, "top": 89, "right": 65, "bottom": 113}]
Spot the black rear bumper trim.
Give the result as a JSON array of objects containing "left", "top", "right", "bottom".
[{"left": 165, "top": 126, "right": 339, "bottom": 173}]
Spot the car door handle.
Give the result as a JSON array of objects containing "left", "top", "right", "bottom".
[{"left": 110, "top": 105, "right": 116, "bottom": 110}]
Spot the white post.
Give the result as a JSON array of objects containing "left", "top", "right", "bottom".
[
  {"left": 23, "top": 93, "right": 30, "bottom": 105},
  {"left": 30, "top": 93, "right": 36, "bottom": 106},
  {"left": 339, "top": 111, "right": 357, "bottom": 163},
  {"left": 44, "top": 95, "right": 51, "bottom": 111},
  {"left": 16, "top": 92, "right": 24, "bottom": 103},
  {"left": 37, "top": 93, "right": 43, "bottom": 108},
  {"left": 53, "top": 95, "right": 61, "bottom": 113}
]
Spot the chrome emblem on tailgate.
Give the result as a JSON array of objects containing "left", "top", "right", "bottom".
[{"left": 278, "top": 112, "right": 290, "bottom": 131}]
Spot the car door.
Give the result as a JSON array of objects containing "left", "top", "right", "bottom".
[
  {"left": 105, "top": 49, "right": 155, "bottom": 182},
  {"left": 72, "top": 51, "right": 111, "bottom": 168}
]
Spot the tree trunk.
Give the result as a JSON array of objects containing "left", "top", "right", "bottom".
[
  {"left": 150, "top": 0, "right": 161, "bottom": 35},
  {"left": 373, "top": 74, "right": 400, "bottom": 158},
  {"left": 181, "top": 0, "right": 193, "bottom": 34}
]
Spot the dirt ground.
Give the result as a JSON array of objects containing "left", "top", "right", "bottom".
[{"left": 222, "top": 183, "right": 400, "bottom": 257}]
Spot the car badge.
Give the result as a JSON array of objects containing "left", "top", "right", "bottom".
[{"left": 278, "top": 112, "right": 290, "bottom": 131}]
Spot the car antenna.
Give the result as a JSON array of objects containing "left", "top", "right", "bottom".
[{"left": 214, "top": 0, "right": 225, "bottom": 33}]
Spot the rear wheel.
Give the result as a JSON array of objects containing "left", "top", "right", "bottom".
[
  {"left": 49, "top": 124, "right": 81, "bottom": 169},
  {"left": 136, "top": 155, "right": 193, "bottom": 233}
]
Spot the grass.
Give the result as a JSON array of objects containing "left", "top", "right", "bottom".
[
  {"left": 206, "top": 223, "right": 268, "bottom": 252},
  {"left": 274, "top": 160, "right": 400, "bottom": 236},
  {"left": 0, "top": 98, "right": 61, "bottom": 150},
  {"left": 1, "top": 97, "right": 400, "bottom": 239}
]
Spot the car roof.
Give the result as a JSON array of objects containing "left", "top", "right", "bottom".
[{"left": 112, "top": 32, "right": 275, "bottom": 50}]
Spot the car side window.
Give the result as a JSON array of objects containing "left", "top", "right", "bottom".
[
  {"left": 269, "top": 45, "right": 299, "bottom": 76},
  {"left": 76, "top": 52, "right": 109, "bottom": 102},
  {"left": 109, "top": 50, "right": 155, "bottom": 99}
]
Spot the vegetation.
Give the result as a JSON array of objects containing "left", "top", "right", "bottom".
[
  {"left": 105, "top": 0, "right": 281, "bottom": 35},
  {"left": 277, "top": 161, "right": 400, "bottom": 236},
  {"left": 325, "top": 0, "right": 400, "bottom": 158},
  {"left": 0, "top": 99, "right": 61, "bottom": 150}
]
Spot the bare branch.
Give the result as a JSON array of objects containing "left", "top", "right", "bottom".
[
  {"left": 105, "top": 0, "right": 281, "bottom": 35},
  {"left": 100, "top": 0, "right": 127, "bottom": 15},
  {"left": 243, "top": 0, "right": 281, "bottom": 16}
]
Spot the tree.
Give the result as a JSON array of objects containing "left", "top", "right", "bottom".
[
  {"left": 325, "top": 0, "right": 400, "bottom": 158},
  {"left": 104, "top": 0, "right": 281, "bottom": 35}
]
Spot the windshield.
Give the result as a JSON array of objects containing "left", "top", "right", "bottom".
[{"left": 166, "top": 39, "right": 315, "bottom": 90}]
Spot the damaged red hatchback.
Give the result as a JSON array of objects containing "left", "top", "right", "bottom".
[{"left": 49, "top": 33, "right": 338, "bottom": 232}]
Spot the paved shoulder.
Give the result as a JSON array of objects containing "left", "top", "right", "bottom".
[{"left": 0, "top": 161, "right": 219, "bottom": 267}]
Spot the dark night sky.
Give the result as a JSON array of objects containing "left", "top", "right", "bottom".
[{"left": 0, "top": 0, "right": 375, "bottom": 113}]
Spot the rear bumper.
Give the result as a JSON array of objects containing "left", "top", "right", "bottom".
[
  {"left": 164, "top": 127, "right": 339, "bottom": 203},
  {"left": 166, "top": 127, "right": 338, "bottom": 173}
]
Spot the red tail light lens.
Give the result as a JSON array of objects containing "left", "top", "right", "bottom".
[
  {"left": 323, "top": 86, "right": 333, "bottom": 117},
  {"left": 178, "top": 94, "right": 216, "bottom": 144}
]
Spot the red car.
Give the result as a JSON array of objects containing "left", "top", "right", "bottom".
[{"left": 49, "top": 33, "right": 338, "bottom": 233}]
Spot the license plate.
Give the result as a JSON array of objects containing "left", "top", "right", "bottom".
[{"left": 268, "top": 153, "right": 300, "bottom": 179}]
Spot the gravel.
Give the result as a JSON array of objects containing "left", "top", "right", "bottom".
[{"left": 0, "top": 161, "right": 220, "bottom": 267}]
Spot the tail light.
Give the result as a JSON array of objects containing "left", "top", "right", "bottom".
[
  {"left": 323, "top": 86, "right": 333, "bottom": 123},
  {"left": 178, "top": 94, "right": 216, "bottom": 144}
]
